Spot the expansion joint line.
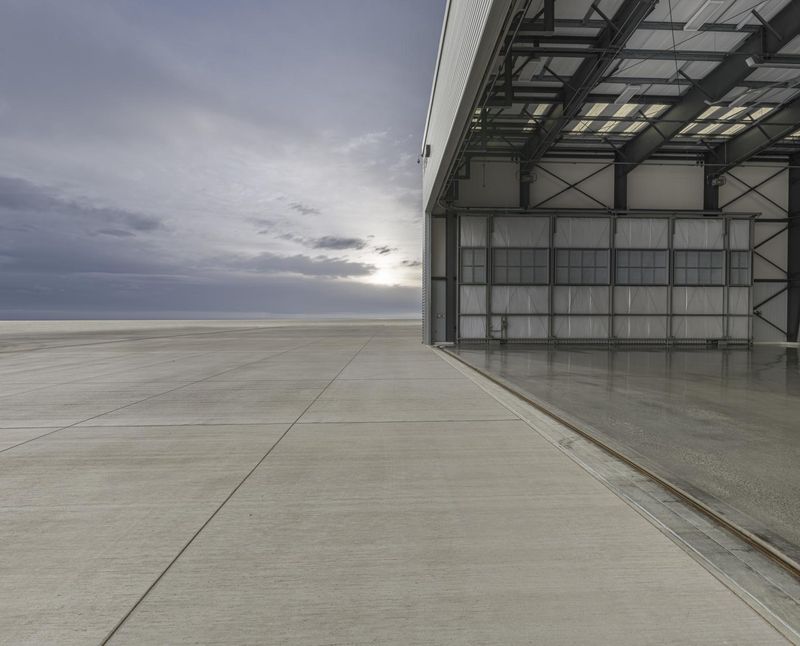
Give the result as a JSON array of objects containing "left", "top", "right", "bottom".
[
  {"left": 99, "top": 333, "right": 376, "bottom": 645},
  {"left": 0, "top": 336, "right": 321, "bottom": 456}
]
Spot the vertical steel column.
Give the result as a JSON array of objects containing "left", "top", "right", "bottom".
[
  {"left": 723, "top": 217, "right": 729, "bottom": 340},
  {"left": 543, "top": 0, "right": 555, "bottom": 32},
  {"left": 614, "top": 154, "right": 627, "bottom": 211},
  {"left": 548, "top": 214, "right": 556, "bottom": 341},
  {"left": 609, "top": 215, "right": 616, "bottom": 342},
  {"left": 445, "top": 211, "right": 458, "bottom": 342},
  {"left": 788, "top": 155, "right": 800, "bottom": 341},
  {"left": 667, "top": 216, "right": 675, "bottom": 343},
  {"left": 704, "top": 159, "right": 720, "bottom": 211},
  {"left": 486, "top": 215, "right": 493, "bottom": 340}
]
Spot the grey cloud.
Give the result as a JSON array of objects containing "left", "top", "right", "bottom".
[
  {"left": 228, "top": 251, "right": 375, "bottom": 278},
  {"left": 402, "top": 259, "right": 421, "bottom": 267},
  {"left": 0, "top": 176, "right": 59, "bottom": 211},
  {"left": 275, "top": 232, "right": 367, "bottom": 251},
  {"left": 250, "top": 217, "right": 279, "bottom": 234},
  {"left": 120, "top": 213, "right": 162, "bottom": 232},
  {"left": 0, "top": 176, "right": 164, "bottom": 235},
  {"left": 374, "top": 245, "right": 397, "bottom": 255},
  {"left": 289, "top": 202, "right": 320, "bottom": 216},
  {"left": 96, "top": 228, "right": 136, "bottom": 238},
  {"left": 311, "top": 236, "right": 367, "bottom": 250}
]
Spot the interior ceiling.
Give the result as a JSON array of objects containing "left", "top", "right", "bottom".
[{"left": 457, "top": 0, "right": 800, "bottom": 176}]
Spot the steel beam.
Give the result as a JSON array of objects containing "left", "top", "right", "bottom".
[
  {"left": 619, "top": 1, "right": 800, "bottom": 174},
  {"left": 614, "top": 153, "right": 627, "bottom": 210},
  {"left": 789, "top": 154, "right": 800, "bottom": 342},
  {"left": 705, "top": 96, "right": 800, "bottom": 178},
  {"left": 521, "top": 0, "right": 657, "bottom": 170},
  {"left": 508, "top": 45, "right": 793, "bottom": 62},
  {"left": 517, "top": 18, "right": 760, "bottom": 35},
  {"left": 485, "top": 92, "right": 679, "bottom": 107}
]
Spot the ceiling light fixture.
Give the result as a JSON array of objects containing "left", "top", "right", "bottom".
[
  {"left": 684, "top": 0, "right": 725, "bottom": 31},
  {"left": 746, "top": 55, "right": 800, "bottom": 69}
]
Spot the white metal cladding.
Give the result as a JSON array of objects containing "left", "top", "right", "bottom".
[
  {"left": 492, "top": 216, "right": 549, "bottom": 247},
  {"left": 729, "top": 287, "right": 750, "bottom": 316},
  {"left": 615, "top": 219, "right": 669, "bottom": 249},
  {"left": 421, "top": 0, "right": 514, "bottom": 213},
  {"left": 552, "top": 286, "right": 610, "bottom": 314},
  {"left": 673, "top": 316, "right": 724, "bottom": 339},
  {"left": 553, "top": 217, "right": 610, "bottom": 248},
  {"left": 553, "top": 316, "right": 609, "bottom": 339},
  {"left": 459, "top": 315, "right": 486, "bottom": 338},
  {"left": 491, "top": 315, "right": 549, "bottom": 339},
  {"left": 491, "top": 286, "right": 548, "bottom": 314},
  {"left": 460, "top": 215, "right": 487, "bottom": 246},
  {"left": 673, "top": 219, "right": 726, "bottom": 250},
  {"left": 614, "top": 286, "right": 668, "bottom": 314},
  {"left": 728, "top": 220, "right": 750, "bottom": 250},
  {"left": 673, "top": 287, "right": 724, "bottom": 315},
  {"left": 459, "top": 285, "right": 487, "bottom": 314},
  {"left": 614, "top": 316, "right": 668, "bottom": 340}
]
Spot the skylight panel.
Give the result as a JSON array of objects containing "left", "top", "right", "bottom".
[
  {"left": 572, "top": 103, "right": 608, "bottom": 134},
  {"left": 599, "top": 103, "right": 637, "bottom": 134},
  {"left": 622, "top": 104, "right": 667, "bottom": 134},
  {"left": 717, "top": 106, "right": 747, "bottom": 121},
  {"left": 749, "top": 106, "right": 773, "bottom": 120},
  {"left": 721, "top": 123, "right": 747, "bottom": 136},
  {"left": 696, "top": 122, "right": 723, "bottom": 136},
  {"left": 698, "top": 106, "right": 721, "bottom": 120}
]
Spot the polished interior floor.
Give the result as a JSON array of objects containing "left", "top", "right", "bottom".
[
  {"left": 452, "top": 343, "right": 800, "bottom": 566},
  {"left": 0, "top": 322, "right": 787, "bottom": 644}
]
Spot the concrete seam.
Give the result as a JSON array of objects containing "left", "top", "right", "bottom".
[
  {"left": 0, "top": 336, "right": 325, "bottom": 456},
  {"left": 98, "top": 333, "right": 376, "bottom": 645},
  {"left": 0, "top": 324, "right": 276, "bottom": 355}
]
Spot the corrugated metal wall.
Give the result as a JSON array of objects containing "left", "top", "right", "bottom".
[{"left": 421, "top": 0, "right": 515, "bottom": 214}]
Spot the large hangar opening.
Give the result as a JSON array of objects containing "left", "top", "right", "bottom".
[
  {"left": 421, "top": 0, "right": 800, "bottom": 597},
  {"left": 422, "top": 0, "right": 799, "bottom": 345}
]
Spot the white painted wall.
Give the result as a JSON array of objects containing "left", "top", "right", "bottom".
[
  {"left": 628, "top": 163, "right": 704, "bottom": 210},
  {"left": 456, "top": 159, "right": 519, "bottom": 208},
  {"left": 529, "top": 161, "right": 613, "bottom": 209}
]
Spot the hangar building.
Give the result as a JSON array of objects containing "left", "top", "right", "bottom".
[{"left": 421, "top": 0, "right": 800, "bottom": 345}]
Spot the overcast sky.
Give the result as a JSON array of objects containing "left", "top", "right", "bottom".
[{"left": 0, "top": 0, "right": 445, "bottom": 318}]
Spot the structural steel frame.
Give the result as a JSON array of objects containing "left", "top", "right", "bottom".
[{"left": 433, "top": 0, "right": 800, "bottom": 342}]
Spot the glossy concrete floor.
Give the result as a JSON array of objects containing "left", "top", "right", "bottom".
[
  {"left": 0, "top": 322, "right": 787, "bottom": 644},
  {"left": 451, "top": 343, "right": 800, "bottom": 566}
]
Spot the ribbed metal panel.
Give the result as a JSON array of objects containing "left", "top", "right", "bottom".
[{"left": 421, "top": 0, "right": 515, "bottom": 214}]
